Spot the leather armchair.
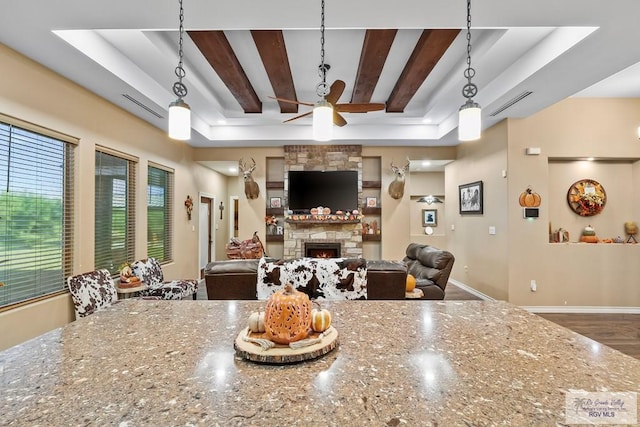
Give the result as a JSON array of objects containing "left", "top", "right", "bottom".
[{"left": 403, "top": 243, "right": 455, "bottom": 300}]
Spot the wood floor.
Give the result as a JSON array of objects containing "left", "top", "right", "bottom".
[{"left": 538, "top": 313, "right": 640, "bottom": 360}]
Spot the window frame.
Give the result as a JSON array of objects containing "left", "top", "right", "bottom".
[
  {"left": 94, "top": 147, "right": 137, "bottom": 275},
  {"left": 0, "top": 114, "right": 76, "bottom": 309},
  {"left": 147, "top": 163, "right": 174, "bottom": 263}
]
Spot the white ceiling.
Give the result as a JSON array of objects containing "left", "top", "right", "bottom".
[{"left": 2, "top": 0, "right": 640, "bottom": 149}]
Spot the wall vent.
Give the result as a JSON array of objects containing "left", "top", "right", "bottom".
[
  {"left": 489, "top": 91, "right": 533, "bottom": 117},
  {"left": 122, "top": 94, "right": 164, "bottom": 119}
]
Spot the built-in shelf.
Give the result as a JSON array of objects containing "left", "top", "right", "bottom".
[
  {"left": 361, "top": 207, "right": 381, "bottom": 215},
  {"left": 266, "top": 234, "right": 284, "bottom": 242},
  {"left": 362, "top": 234, "right": 381, "bottom": 241},
  {"left": 266, "top": 181, "right": 284, "bottom": 189},
  {"left": 266, "top": 208, "right": 284, "bottom": 216},
  {"left": 285, "top": 219, "right": 361, "bottom": 225},
  {"left": 362, "top": 180, "right": 382, "bottom": 189}
]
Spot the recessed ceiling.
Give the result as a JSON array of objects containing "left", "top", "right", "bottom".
[{"left": 2, "top": 0, "right": 640, "bottom": 147}]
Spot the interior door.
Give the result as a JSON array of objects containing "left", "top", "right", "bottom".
[{"left": 199, "top": 196, "right": 213, "bottom": 277}]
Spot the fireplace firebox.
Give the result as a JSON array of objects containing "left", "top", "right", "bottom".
[{"left": 305, "top": 242, "right": 341, "bottom": 258}]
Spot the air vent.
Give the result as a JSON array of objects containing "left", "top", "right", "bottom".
[
  {"left": 122, "top": 94, "right": 164, "bottom": 119},
  {"left": 489, "top": 91, "right": 533, "bottom": 117}
]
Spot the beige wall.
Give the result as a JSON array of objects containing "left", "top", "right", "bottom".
[
  {"left": 446, "top": 120, "right": 510, "bottom": 300},
  {"left": 0, "top": 43, "right": 225, "bottom": 350},
  {"left": 507, "top": 98, "right": 640, "bottom": 307}
]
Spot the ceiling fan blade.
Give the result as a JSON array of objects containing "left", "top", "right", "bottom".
[
  {"left": 268, "top": 96, "right": 314, "bottom": 107},
  {"left": 282, "top": 110, "right": 313, "bottom": 123},
  {"left": 336, "top": 103, "right": 386, "bottom": 113},
  {"left": 333, "top": 111, "right": 347, "bottom": 127},
  {"left": 326, "top": 80, "right": 346, "bottom": 105}
]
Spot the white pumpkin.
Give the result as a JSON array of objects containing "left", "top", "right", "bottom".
[
  {"left": 311, "top": 308, "right": 332, "bottom": 332},
  {"left": 248, "top": 311, "right": 265, "bottom": 333}
]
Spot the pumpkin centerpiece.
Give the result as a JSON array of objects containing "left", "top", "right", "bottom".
[{"left": 264, "top": 283, "right": 312, "bottom": 344}]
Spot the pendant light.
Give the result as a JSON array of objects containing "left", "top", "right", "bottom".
[
  {"left": 313, "top": 0, "right": 333, "bottom": 142},
  {"left": 168, "top": 0, "right": 191, "bottom": 141},
  {"left": 458, "top": 0, "right": 481, "bottom": 142}
]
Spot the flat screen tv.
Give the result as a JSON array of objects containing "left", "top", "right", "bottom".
[{"left": 288, "top": 170, "right": 358, "bottom": 212}]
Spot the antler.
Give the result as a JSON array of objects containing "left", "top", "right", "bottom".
[{"left": 248, "top": 158, "right": 257, "bottom": 173}]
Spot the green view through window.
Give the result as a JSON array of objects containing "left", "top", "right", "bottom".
[
  {"left": 147, "top": 165, "right": 173, "bottom": 263},
  {"left": 0, "top": 120, "right": 75, "bottom": 307},
  {"left": 95, "top": 150, "right": 136, "bottom": 275}
]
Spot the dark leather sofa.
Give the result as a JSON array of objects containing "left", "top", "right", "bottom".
[
  {"left": 205, "top": 258, "right": 407, "bottom": 300},
  {"left": 403, "top": 243, "right": 455, "bottom": 300}
]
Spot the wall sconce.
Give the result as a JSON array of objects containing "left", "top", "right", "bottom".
[
  {"left": 184, "top": 195, "right": 193, "bottom": 220},
  {"left": 417, "top": 195, "right": 443, "bottom": 205}
]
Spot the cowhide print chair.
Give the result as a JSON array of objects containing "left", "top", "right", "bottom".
[
  {"left": 67, "top": 269, "right": 118, "bottom": 319},
  {"left": 130, "top": 257, "right": 198, "bottom": 300}
]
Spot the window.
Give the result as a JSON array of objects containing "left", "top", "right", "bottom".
[
  {"left": 147, "top": 164, "right": 173, "bottom": 262},
  {"left": 95, "top": 149, "right": 136, "bottom": 275},
  {"left": 0, "top": 118, "right": 75, "bottom": 307}
]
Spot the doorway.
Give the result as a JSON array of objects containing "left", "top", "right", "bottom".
[{"left": 199, "top": 194, "right": 216, "bottom": 278}]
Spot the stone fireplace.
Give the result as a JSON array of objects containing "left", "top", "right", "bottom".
[{"left": 283, "top": 145, "right": 363, "bottom": 259}]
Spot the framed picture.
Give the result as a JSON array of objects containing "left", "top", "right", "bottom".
[
  {"left": 270, "top": 197, "right": 282, "bottom": 208},
  {"left": 459, "top": 181, "right": 483, "bottom": 214},
  {"left": 422, "top": 209, "right": 437, "bottom": 226},
  {"left": 366, "top": 197, "right": 377, "bottom": 207}
]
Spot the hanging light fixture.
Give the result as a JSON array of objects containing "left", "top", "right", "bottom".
[
  {"left": 168, "top": 0, "right": 191, "bottom": 140},
  {"left": 458, "top": 0, "right": 481, "bottom": 142},
  {"left": 313, "top": 0, "right": 333, "bottom": 142}
]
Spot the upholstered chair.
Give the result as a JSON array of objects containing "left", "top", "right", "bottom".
[
  {"left": 130, "top": 257, "right": 198, "bottom": 300},
  {"left": 67, "top": 269, "right": 118, "bottom": 318}
]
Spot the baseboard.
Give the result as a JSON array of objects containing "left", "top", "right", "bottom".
[
  {"left": 522, "top": 306, "right": 640, "bottom": 314},
  {"left": 448, "top": 279, "right": 495, "bottom": 301}
]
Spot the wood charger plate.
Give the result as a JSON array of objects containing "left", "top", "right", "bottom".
[{"left": 234, "top": 326, "right": 339, "bottom": 364}]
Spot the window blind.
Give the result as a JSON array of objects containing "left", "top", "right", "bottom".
[
  {"left": 147, "top": 165, "right": 173, "bottom": 263},
  {"left": 0, "top": 122, "right": 75, "bottom": 307},
  {"left": 95, "top": 150, "right": 136, "bottom": 275}
]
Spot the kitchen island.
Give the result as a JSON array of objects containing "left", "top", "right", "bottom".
[{"left": 1, "top": 300, "right": 638, "bottom": 425}]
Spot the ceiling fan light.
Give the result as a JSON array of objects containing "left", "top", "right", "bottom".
[
  {"left": 458, "top": 101, "right": 481, "bottom": 141},
  {"left": 313, "top": 100, "right": 333, "bottom": 141},
  {"left": 168, "top": 99, "right": 191, "bottom": 140}
]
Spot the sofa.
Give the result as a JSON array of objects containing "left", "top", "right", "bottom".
[
  {"left": 403, "top": 243, "right": 455, "bottom": 300},
  {"left": 205, "top": 257, "right": 407, "bottom": 300}
]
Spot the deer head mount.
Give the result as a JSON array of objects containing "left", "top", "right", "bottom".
[
  {"left": 388, "top": 158, "right": 410, "bottom": 200},
  {"left": 239, "top": 158, "right": 260, "bottom": 200}
]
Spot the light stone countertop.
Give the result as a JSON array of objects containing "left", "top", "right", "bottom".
[{"left": 1, "top": 300, "right": 639, "bottom": 426}]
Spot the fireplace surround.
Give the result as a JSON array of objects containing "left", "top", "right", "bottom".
[
  {"left": 283, "top": 145, "right": 363, "bottom": 259},
  {"left": 305, "top": 242, "right": 341, "bottom": 258}
]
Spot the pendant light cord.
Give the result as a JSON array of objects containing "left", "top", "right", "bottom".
[
  {"left": 316, "top": 0, "right": 329, "bottom": 98},
  {"left": 462, "top": 0, "right": 477, "bottom": 102},
  {"left": 173, "top": 0, "right": 187, "bottom": 100}
]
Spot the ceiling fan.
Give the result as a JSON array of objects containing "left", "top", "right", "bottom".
[{"left": 269, "top": 79, "right": 385, "bottom": 127}]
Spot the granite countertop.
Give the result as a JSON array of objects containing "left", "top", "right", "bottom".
[{"left": 1, "top": 300, "right": 639, "bottom": 426}]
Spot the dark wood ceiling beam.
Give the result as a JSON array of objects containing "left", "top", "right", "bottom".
[
  {"left": 351, "top": 29, "right": 397, "bottom": 104},
  {"left": 188, "top": 30, "right": 262, "bottom": 113},
  {"left": 251, "top": 30, "right": 298, "bottom": 114},
  {"left": 386, "top": 29, "right": 460, "bottom": 113}
]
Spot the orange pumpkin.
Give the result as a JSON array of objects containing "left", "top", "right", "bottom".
[
  {"left": 519, "top": 187, "right": 541, "bottom": 207},
  {"left": 264, "top": 284, "right": 312, "bottom": 344},
  {"left": 405, "top": 274, "right": 416, "bottom": 292},
  {"left": 311, "top": 308, "right": 332, "bottom": 332}
]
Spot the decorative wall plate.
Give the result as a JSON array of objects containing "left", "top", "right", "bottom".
[{"left": 567, "top": 179, "right": 606, "bottom": 216}]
